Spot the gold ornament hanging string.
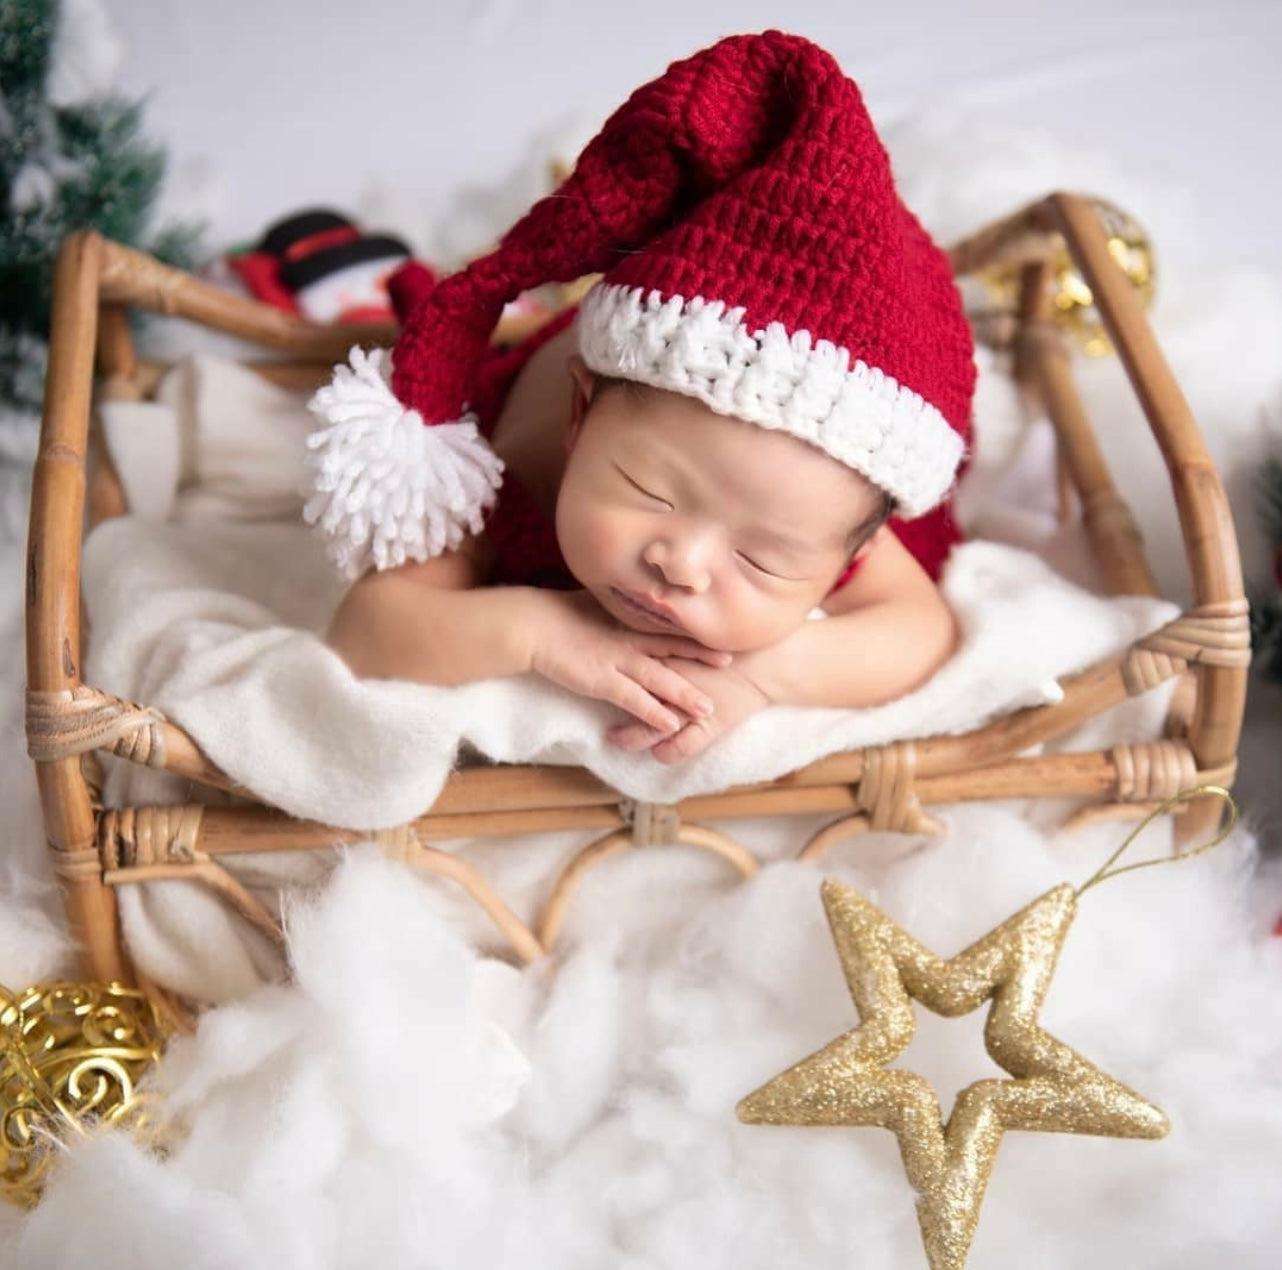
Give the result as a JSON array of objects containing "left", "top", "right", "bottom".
[
  {"left": 737, "top": 784, "right": 1240, "bottom": 1270},
  {"left": 1075, "top": 784, "right": 1239, "bottom": 896}
]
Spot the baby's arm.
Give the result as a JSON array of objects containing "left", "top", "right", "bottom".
[
  {"left": 739, "top": 526, "right": 959, "bottom": 709},
  {"left": 326, "top": 542, "right": 521, "bottom": 684},
  {"left": 738, "top": 591, "right": 956, "bottom": 710}
]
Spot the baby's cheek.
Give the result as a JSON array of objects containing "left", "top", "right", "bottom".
[
  {"left": 716, "top": 582, "right": 812, "bottom": 651},
  {"left": 557, "top": 495, "right": 633, "bottom": 580}
]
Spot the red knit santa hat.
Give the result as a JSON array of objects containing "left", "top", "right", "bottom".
[{"left": 305, "top": 30, "right": 976, "bottom": 578}]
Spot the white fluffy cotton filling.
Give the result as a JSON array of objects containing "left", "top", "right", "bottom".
[{"left": 577, "top": 283, "right": 966, "bottom": 518}]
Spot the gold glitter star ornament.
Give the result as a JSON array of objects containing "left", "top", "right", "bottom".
[{"left": 736, "top": 878, "right": 1169, "bottom": 1270}]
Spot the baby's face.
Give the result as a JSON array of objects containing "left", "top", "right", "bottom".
[{"left": 555, "top": 368, "right": 882, "bottom": 653}]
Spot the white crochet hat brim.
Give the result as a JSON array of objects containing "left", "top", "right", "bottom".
[{"left": 577, "top": 282, "right": 965, "bottom": 518}]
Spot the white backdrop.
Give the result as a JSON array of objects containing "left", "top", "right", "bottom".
[{"left": 108, "top": 0, "right": 1281, "bottom": 267}]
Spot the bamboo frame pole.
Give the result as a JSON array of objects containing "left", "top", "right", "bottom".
[
  {"left": 534, "top": 823, "right": 759, "bottom": 951},
  {"left": 86, "top": 302, "right": 135, "bottom": 525},
  {"left": 1015, "top": 255, "right": 1194, "bottom": 743},
  {"left": 25, "top": 232, "right": 130, "bottom": 982},
  {"left": 96, "top": 239, "right": 398, "bottom": 359},
  {"left": 96, "top": 239, "right": 553, "bottom": 370},
  {"left": 946, "top": 200, "right": 1058, "bottom": 278},
  {"left": 1013, "top": 261, "right": 1159, "bottom": 597},
  {"left": 123, "top": 749, "right": 1156, "bottom": 859},
  {"left": 95, "top": 301, "right": 139, "bottom": 389},
  {"left": 114, "top": 650, "right": 1140, "bottom": 817},
  {"left": 1042, "top": 193, "right": 1247, "bottom": 844}
]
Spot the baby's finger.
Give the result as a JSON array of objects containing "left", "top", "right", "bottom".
[
  {"left": 652, "top": 719, "right": 717, "bottom": 764},
  {"left": 602, "top": 672, "right": 681, "bottom": 734},
  {"left": 627, "top": 655, "right": 715, "bottom": 722},
  {"left": 608, "top": 721, "right": 666, "bottom": 750},
  {"left": 635, "top": 635, "right": 731, "bottom": 668}
]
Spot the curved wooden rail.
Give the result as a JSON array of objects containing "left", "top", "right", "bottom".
[
  {"left": 534, "top": 823, "right": 760, "bottom": 952},
  {"left": 949, "top": 192, "right": 1247, "bottom": 844}
]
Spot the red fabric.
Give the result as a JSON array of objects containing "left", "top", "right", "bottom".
[
  {"left": 387, "top": 30, "right": 974, "bottom": 488},
  {"left": 833, "top": 439, "right": 973, "bottom": 588},
  {"left": 475, "top": 307, "right": 963, "bottom": 591},
  {"left": 386, "top": 259, "right": 439, "bottom": 325},
  {"left": 227, "top": 252, "right": 301, "bottom": 314},
  {"left": 830, "top": 502, "right": 963, "bottom": 589},
  {"left": 282, "top": 224, "right": 359, "bottom": 262},
  {"left": 334, "top": 303, "right": 397, "bottom": 325},
  {"left": 471, "top": 308, "right": 581, "bottom": 590}
]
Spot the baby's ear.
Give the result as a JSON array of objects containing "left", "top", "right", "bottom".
[{"left": 565, "top": 355, "right": 596, "bottom": 454}]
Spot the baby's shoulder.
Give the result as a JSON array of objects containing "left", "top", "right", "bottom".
[
  {"left": 821, "top": 525, "right": 940, "bottom": 615},
  {"left": 489, "top": 321, "right": 577, "bottom": 449}
]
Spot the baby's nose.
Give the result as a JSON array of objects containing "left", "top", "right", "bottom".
[
  {"left": 646, "top": 540, "right": 697, "bottom": 592},
  {"left": 644, "top": 539, "right": 711, "bottom": 593}
]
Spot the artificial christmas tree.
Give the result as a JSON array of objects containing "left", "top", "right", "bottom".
[
  {"left": 0, "top": 0, "right": 199, "bottom": 417},
  {"left": 1249, "top": 455, "right": 1282, "bottom": 685}
]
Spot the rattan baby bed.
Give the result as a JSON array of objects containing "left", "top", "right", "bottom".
[{"left": 24, "top": 191, "right": 1250, "bottom": 999}]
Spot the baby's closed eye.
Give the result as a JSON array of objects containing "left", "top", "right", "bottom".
[
  {"left": 610, "top": 457, "right": 812, "bottom": 582},
  {"left": 735, "top": 549, "right": 803, "bottom": 581},
  {"left": 613, "top": 462, "right": 673, "bottom": 509}
]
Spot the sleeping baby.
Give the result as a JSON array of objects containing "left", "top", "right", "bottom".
[{"left": 309, "top": 30, "right": 977, "bottom": 765}]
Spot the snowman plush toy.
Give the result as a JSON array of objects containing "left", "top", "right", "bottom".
[{"left": 225, "top": 208, "right": 423, "bottom": 324}]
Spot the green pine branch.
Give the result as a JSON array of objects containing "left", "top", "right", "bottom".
[
  {"left": 0, "top": 0, "right": 204, "bottom": 415},
  {"left": 1250, "top": 455, "right": 1282, "bottom": 684}
]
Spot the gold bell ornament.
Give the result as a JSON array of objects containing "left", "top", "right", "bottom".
[{"left": 974, "top": 195, "right": 1155, "bottom": 357}]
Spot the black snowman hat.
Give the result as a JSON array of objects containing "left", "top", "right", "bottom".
[{"left": 259, "top": 208, "right": 410, "bottom": 293}]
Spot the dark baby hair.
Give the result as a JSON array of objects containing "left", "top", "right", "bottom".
[{"left": 847, "top": 486, "right": 894, "bottom": 554}]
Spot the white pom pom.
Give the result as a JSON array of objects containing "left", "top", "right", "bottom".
[{"left": 303, "top": 346, "right": 505, "bottom": 578}]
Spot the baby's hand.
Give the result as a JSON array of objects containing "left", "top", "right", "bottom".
[
  {"left": 528, "top": 590, "right": 732, "bottom": 733},
  {"left": 607, "top": 657, "right": 770, "bottom": 763}
]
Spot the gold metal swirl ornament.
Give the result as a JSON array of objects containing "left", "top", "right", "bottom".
[
  {"left": 1, "top": 980, "right": 171, "bottom": 1208},
  {"left": 736, "top": 787, "right": 1238, "bottom": 1270}
]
